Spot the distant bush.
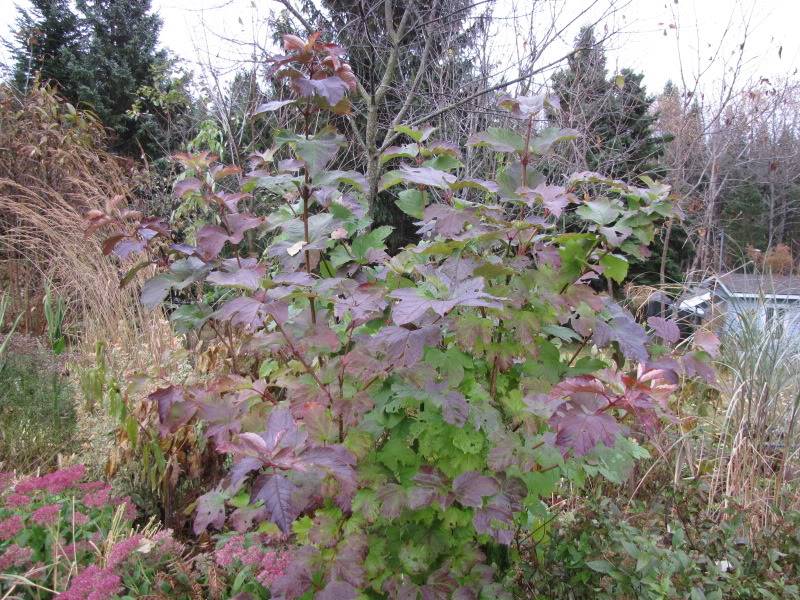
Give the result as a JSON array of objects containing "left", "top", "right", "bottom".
[{"left": 522, "top": 495, "right": 800, "bottom": 599}]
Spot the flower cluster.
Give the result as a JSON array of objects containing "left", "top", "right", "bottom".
[
  {"left": 14, "top": 464, "right": 85, "bottom": 494},
  {"left": 59, "top": 565, "right": 122, "bottom": 600},
  {"left": 214, "top": 534, "right": 290, "bottom": 587}
]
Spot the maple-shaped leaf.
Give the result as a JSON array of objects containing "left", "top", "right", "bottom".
[
  {"left": 418, "top": 204, "right": 478, "bottom": 238},
  {"left": 207, "top": 258, "right": 266, "bottom": 290},
  {"left": 389, "top": 277, "right": 501, "bottom": 326},
  {"left": 471, "top": 477, "right": 525, "bottom": 545},
  {"left": 291, "top": 75, "right": 349, "bottom": 107},
  {"left": 193, "top": 488, "right": 226, "bottom": 535},
  {"left": 324, "top": 281, "right": 388, "bottom": 324},
  {"left": 213, "top": 293, "right": 287, "bottom": 329},
  {"left": 550, "top": 409, "right": 620, "bottom": 456},
  {"left": 397, "top": 165, "right": 457, "bottom": 189},
  {"left": 529, "top": 126, "right": 578, "bottom": 155},
  {"left": 254, "top": 99, "right": 295, "bottom": 114},
  {"left": 681, "top": 351, "right": 717, "bottom": 383},
  {"left": 368, "top": 325, "right": 442, "bottom": 368},
  {"left": 329, "top": 534, "right": 367, "bottom": 588},
  {"left": 409, "top": 466, "right": 453, "bottom": 510},
  {"left": 317, "top": 581, "right": 357, "bottom": 600},
  {"left": 420, "top": 566, "right": 459, "bottom": 600},
  {"left": 647, "top": 316, "right": 680, "bottom": 344},
  {"left": 425, "top": 381, "right": 469, "bottom": 427},
  {"left": 380, "top": 143, "right": 419, "bottom": 164},
  {"left": 377, "top": 483, "right": 408, "bottom": 518},
  {"left": 693, "top": 330, "right": 720, "bottom": 357},
  {"left": 295, "top": 127, "right": 343, "bottom": 176},
  {"left": 394, "top": 124, "right": 436, "bottom": 143},
  {"left": 251, "top": 473, "right": 301, "bottom": 533},
  {"left": 453, "top": 471, "right": 500, "bottom": 508},
  {"left": 521, "top": 184, "right": 571, "bottom": 217},
  {"left": 576, "top": 198, "right": 622, "bottom": 225},
  {"left": 592, "top": 300, "right": 649, "bottom": 363}
]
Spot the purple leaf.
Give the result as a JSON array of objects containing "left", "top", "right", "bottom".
[
  {"left": 316, "top": 581, "right": 357, "bottom": 600},
  {"left": 369, "top": 325, "right": 442, "bottom": 368},
  {"left": 521, "top": 184, "right": 571, "bottom": 217},
  {"left": 419, "top": 204, "right": 476, "bottom": 237},
  {"left": 193, "top": 489, "right": 226, "bottom": 535},
  {"left": 207, "top": 258, "right": 266, "bottom": 290},
  {"left": 550, "top": 410, "right": 621, "bottom": 456},
  {"left": 693, "top": 330, "right": 720, "bottom": 357},
  {"left": 292, "top": 75, "right": 349, "bottom": 107},
  {"left": 229, "top": 504, "right": 267, "bottom": 532},
  {"left": 647, "top": 316, "right": 680, "bottom": 344},
  {"left": 377, "top": 483, "right": 408, "bottom": 519},
  {"left": 251, "top": 473, "right": 301, "bottom": 534},
  {"left": 592, "top": 300, "right": 649, "bottom": 363},
  {"left": 453, "top": 472, "right": 500, "bottom": 508},
  {"left": 174, "top": 177, "right": 202, "bottom": 198},
  {"left": 389, "top": 277, "right": 501, "bottom": 326},
  {"left": 425, "top": 381, "right": 469, "bottom": 427},
  {"left": 398, "top": 165, "right": 457, "bottom": 189},
  {"left": 150, "top": 385, "right": 197, "bottom": 436}
]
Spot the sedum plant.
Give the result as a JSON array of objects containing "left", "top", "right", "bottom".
[{"left": 89, "top": 33, "right": 714, "bottom": 599}]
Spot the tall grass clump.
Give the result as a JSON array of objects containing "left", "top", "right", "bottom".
[
  {"left": 0, "top": 84, "right": 172, "bottom": 365},
  {"left": 711, "top": 298, "right": 800, "bottom": 519}
]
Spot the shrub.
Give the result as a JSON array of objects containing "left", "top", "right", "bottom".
[
  {"left": 523, "top": 495, "right": 800, "bottom": 599},
  {"left": 90, "top": 33, "right": 716, "bottom": 598}
]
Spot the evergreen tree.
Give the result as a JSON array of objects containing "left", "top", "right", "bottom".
[
  {"left": 7, "top": 0, "right": 84, "bottom": 97},
  {"left": 550, "top": 27, "right": 668, "bottom": 182},
  {"left": 73, "top": 0, "right": 168, "bottom": 154}
]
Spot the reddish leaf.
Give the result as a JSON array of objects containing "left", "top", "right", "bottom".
[
  {"left": 207, "top": 258, "right": 266, "bottom": 290},
  {"left": 550, "top": 410, "right": 621, "bottom": 456},
  {"left": 452, "top": 472, "right": 499, "bottom": 508},
  {"left": 251, "top": 473, "right": 301, "bottom": 533},
  {"left": 174, "top": 177, "right": 202, "bottom": 198},
  {"left": 398, "top": 165, "right": 457, "bottom": 189},
  {"left": 317, "top": 581, "right": 357, "bottom": 600},
  {"left": 193, "top": 489, "right": 226, "bottom": 535},
  {"left": 647, "top": 316, "right": 680, "bottom": 344},
  {"left": 693, "top": 330, "right": 720, "bottom": 357},
  {"left": 369, "top": 325, "right": 442, "bottom": 368}
]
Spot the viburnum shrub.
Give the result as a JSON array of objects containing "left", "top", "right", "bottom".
[{"left": 89, "top": 33, "right": 716, "bottom": 599}]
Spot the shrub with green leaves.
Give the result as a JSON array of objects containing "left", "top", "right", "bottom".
[
  {"left": 524, "top": 497, "right": 800, "bottom": 600},
  {"left": 90, "top": 33, "right": 715, "bottom": 598}
]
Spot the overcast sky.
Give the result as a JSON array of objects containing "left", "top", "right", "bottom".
[{"left": 1, "top": 0, "right": 797, "bottom": 97}]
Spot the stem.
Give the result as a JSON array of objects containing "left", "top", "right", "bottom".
[{"left": 274, "top": 320, "right": 333, "bottom": 406}]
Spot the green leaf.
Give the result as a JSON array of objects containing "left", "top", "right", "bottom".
[
  {"left": 295, "top": 127, "right": 344, "bottom": 176},
  {"left": 586, "top": 559, "right": 614, "bottom": 574},
  {"left": 380, "top": 143, "right": 419, "bottom": 165},
  {"left": 351, "top": 226, "right": 392, "bottom": 260},
  {"left": 395, "top": 189, "right": 425, "bottom": 219},
  {"left": 467, "top": 127, "right": 525, "bottom": 153},
  {"left": 423, "top": 154, "right": 462, "bottom": 172},
  {"left": 529, "top": 126, "right": 579, "bottom": 155},
  {"left": 576, "top": 198, "right": 622, "bottom": 225},
  {"left": 170, "top": 303, "right": 213, "bottom": 333},
  {"left": 600, "top": 253, "right": 629, "bottom": 283},
  {"left": 394, "top": 124, "right": 436, "bottom": 142}
]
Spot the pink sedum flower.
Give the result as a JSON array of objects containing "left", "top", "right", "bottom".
[
  {"left": 256, "top": 550, "right": 291, "bottom": 587},
  {"left": 0, "top": 515, "right": 23, "bottom": 541},
  {"left": 31, "top": 503, "right": 62, "bottom": 526},
  {"left": 59, "top": 565, "right": 121, "bottom": 600},
  {"left": 4, "top": 492, "right": 31, "bottom": 508},
  {"left": 15, "top": 465, "right": 85, "bottom": 495},
  {"left": 0, "top": 543, "right": 33, "bottom": 571},
  {"left": 72, "top": 511, "right": 90, "bottom": 526},
  {"left": 107, "top": 534, "right": 143, "bottom": 568},
  {"left": 81, "top": 486, "right": 111, "bottom": 508}
]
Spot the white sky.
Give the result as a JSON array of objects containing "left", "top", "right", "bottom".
[{"left": 1, "top": 0, "right": 798, "bottom": 98}]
